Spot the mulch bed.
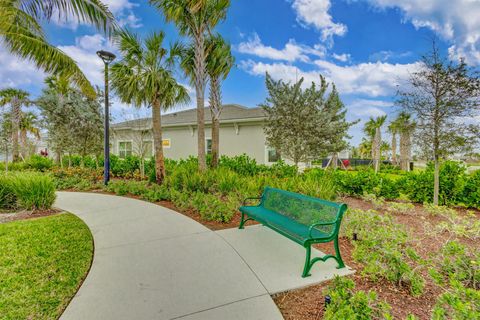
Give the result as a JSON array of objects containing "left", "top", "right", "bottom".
[
  {"left": 0, "top": 208, "right": 62, "bottom": 224},
  {"left": 273, "top": 197, "right": 479, "bottom": 320},
  {"left": 65, "top": 189, "right": 479, "bottom": 319}
]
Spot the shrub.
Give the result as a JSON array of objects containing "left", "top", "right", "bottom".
[
  {"left": 218, "top": 154, "right": 261, "bottom": 176},
  {"left": 0, "top": 175, "right": 17, "bottom": 209},
  {"left": 343, "top": 209, "right": 425, "bottom": 296},
  {"left": 430, "top": 241, "right": 479, "bottom": 290},
  {"left": 432, "top": 282, "right": 480, "bottom": 320},
  {"left": 24, "top": 155, "right": 54, "bottom": 172},
  {"left": 361, "top": 193, "right": 385, "bottom": 209},
  {"left": 6, "top": 172, "right": 56, "bottom": 210},
  {"left": 323, "top": 276, "right": 393, "bottom": 320},
  {"left": 386, "top": 202, "right": 415, "bottom": 214}
]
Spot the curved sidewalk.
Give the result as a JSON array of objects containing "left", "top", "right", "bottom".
[{"left": 55, "top": 192, "right": 283, "bottom": 320}]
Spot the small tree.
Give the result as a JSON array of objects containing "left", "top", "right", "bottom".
[
  {"left": 397, "top": 43, "right": 480, "bottom": 205},
  {"left": 261, "top": 74, "right": 355, "bottom": 166},
  {"left": 364, "top": 115, "right": 387, "bottom": 173}
]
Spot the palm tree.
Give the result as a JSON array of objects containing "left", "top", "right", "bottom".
[
  {"left": 388, "top": 118, "right": 401, "bottom": 165},
  {"left": 110, "top": 29, "right": 189, "bottom": 184},
  {"left": 205, "top": 34, "right": 234, "bottom": 167},
  {"left": 151, "top": 0, "right": 231, "bottom": 171},
  {"left": 364, "top": 115, "right": 387, "bottom": 173},
  {"left": 397, "top": 112, "right": 416, "bottom": 171},
  {"left": 0, "top": 0, "right": 115, "bottom": 97},
  {"left": 19, "top": 111, "right": 40, "bottom": 158},
  {"left": 0, "top": 88, "right": 30, "bottom": 161}
]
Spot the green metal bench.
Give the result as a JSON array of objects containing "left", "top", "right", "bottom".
[{"left": 239, "top": 187, "right": 347, "bottom": 277}]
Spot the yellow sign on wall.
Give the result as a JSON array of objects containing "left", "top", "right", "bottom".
[{"left": 162, "top": 139, "right": 171, "bottom": 148}]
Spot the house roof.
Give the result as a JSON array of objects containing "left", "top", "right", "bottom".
[{"left": 112, "top": 104, "right": 266, "bottom": 130}]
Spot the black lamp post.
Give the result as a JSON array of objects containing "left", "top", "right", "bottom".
[{"left": 97, "top": 50, "right": 116, "bottom": 185}]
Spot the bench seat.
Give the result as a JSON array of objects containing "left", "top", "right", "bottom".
[{"left": 239, "top": 206, "right": 330, "bottom": 245}]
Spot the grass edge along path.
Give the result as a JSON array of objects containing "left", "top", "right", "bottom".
[{"left": 0, "top": 213, "right": 93, "bottom": 320}]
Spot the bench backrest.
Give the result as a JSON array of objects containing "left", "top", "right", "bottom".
[{"left": 260, "top": 187, "right": 347, "bottom": 236}]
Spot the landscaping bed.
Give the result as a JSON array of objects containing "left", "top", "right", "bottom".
[
  {"left": 274, "top": 197, "right": 480, "bottom": 320},
  {"left": 0, "top": 213, "right": 93, "bottom": 320}
]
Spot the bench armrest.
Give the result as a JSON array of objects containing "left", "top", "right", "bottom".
[
  {"left": 308, "top": 221, "right": 338, "bottom": 238},
  {"left": 242, "top": 197, "right": 262, "bottom": 206}
]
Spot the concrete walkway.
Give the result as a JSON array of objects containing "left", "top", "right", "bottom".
[{"left": 55, "top": 192, "right": 353, "bottom": 320}]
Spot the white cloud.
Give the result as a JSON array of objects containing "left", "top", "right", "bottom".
[
  {"left": 57, "top": 34, "right": 116, "bottom": 87},
  {"left": 366, "top": 0, "right": 480, "bottom": 65},
  {"left": 240, "top": 59, "right": 419, "bottom": 97},
  {"left": 237, "top": 33, "right": 325, "bottom": 62},
  {"left": 348, "top": 99, "right": 392, "bottom": 117},
  {"left": 291, "top": 0, "right": 347, "bottom": 41},
  {"left": 368, "top": 50, "right": 412, "bottom": 62},
  {"left": 0, "top": 47, "right": 45, "bottom": 88},
  {"left": 332, "top": 53, "right": 351, "bottom": 62}
]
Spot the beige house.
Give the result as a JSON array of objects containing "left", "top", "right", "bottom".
[{"left": 111, "top": 104, "right": 281, "bottom": 164}]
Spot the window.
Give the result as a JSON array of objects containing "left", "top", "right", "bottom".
[
  {"left": 206, "top": 138, "right": 212, "bottom": 155},
  {"left": 142, "top": 141, "right": 153, "bottom": 158},
  {"left": 267, "top": 148, "right": 280, "bottom": 163},
  {"left": 118, "top": 141, "right": 132, "bottom": 159}
]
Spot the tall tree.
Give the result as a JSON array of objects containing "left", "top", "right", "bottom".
[
  {"left": 151, "top": 0, "right": 230, "bottom": 171},
  {"left": 397, "top": 112, "right": 416, "bottom": 171},
  {"left": 19, "top": 111, "right": 40, "bottom": 158},
  {"left": 388, "top": 117, "right": 401, "bottom": 165},
  {"left": 364, "top": 115, "right": 387, "bottom": 173},
  {"left": 110, "top": 29, "right": 189, "bottom": 184},
  {"left": 205, "top": 34, "right": 234, "bottom": 167},
  {"left": 0, "top": 0, "right": 116, "bottom": 97},
  {"left": 324, "top": 85, "right": 358, "bottom": 168},
  {"left": 0, "top": 88, "right": 30, "bottom": 161},
  {"left": 262, "top": 73, "right": 355, "bottom": 166},
  {"left": 38, "top": 86, "right": 104, "bottom": 165},
  {"left": 397, "top": 43, "right": 480, "bottom": 205},
  {"left": 0, "top": 110, "right": 12, "bottom": 169}
]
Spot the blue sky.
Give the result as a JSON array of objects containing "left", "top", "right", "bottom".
[{"left": 1, "top": 0, "right": 479, "bottom": 145}]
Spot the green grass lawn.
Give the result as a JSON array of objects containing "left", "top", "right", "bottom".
[{"left": 0, "top": 213, "right": 93, "bottom": 320}]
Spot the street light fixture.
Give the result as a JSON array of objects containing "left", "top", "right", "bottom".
[{"left": 97, "top": 50, "right": 116, "bottom": 185}]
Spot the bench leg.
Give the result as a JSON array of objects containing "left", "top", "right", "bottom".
[
  {"left": 334, "top": 236, "right": 345, "bottom": 269},
  {"left": 302, "top": 238, "right": 345, "bottom": 277},
  {"left": 239, "top": 213, "right": 254, "bottom": 229},
  {"left": 302, "top": 245, "right": 313, "bottom": 278}
]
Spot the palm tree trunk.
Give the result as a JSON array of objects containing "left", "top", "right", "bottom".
[
  {"left": 209, "top": 76, "right": 221, "bottom": 168},
  {"left": 434, "top": 156, "right": 440, "bottom": 205},
  {"left": 400, "top": 132, "right": 408, "bottom": 171},
  {"left": 391, "top": 132, "right": 397, "bottom": 165},
  {"left": 152, "top": 98, "right": 166, "bottom": 184},
  {"left": 11, "top": 100, "right": 20, "bottom": 162},
  {"left": 194, "top": 32, "right": 207, "bottom": 172},
  {"left": 374, "top": 128, "right": 381, "bottom": 173}
]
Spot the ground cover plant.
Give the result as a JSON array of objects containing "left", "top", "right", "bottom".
[{"left": 0, "top": 213, "right": 93, "bottom": 319}]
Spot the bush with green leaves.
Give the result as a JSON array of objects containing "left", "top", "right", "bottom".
[
  {"left": 429, "top": 241, "right": 480, "bottom": 319},
  {"left": 431, "top": 281, "right": 480, "bottom": 320},
  {"left": 343, "top": 209, "right": 425, "bottom": 296},
  {"left": 323, "top": 276, "right": 393, "bottom": 320},
  {"left": 424, "top": 205, "right": 480, "bottom": 239},
  {"left": 24, "top": 155, "right": 54, "bottom": 172},
  {"left": 386, "top": 202, "right": 415, "bottom": 214},
  {"left": 430, "top": 241, "right": 479, "bottom": 290},
  {"left": 0, "top": 175, "right": 17, "bottom": 209},
  {"left": 0, "top": 172, "right": 56, "bottom": 210}
]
